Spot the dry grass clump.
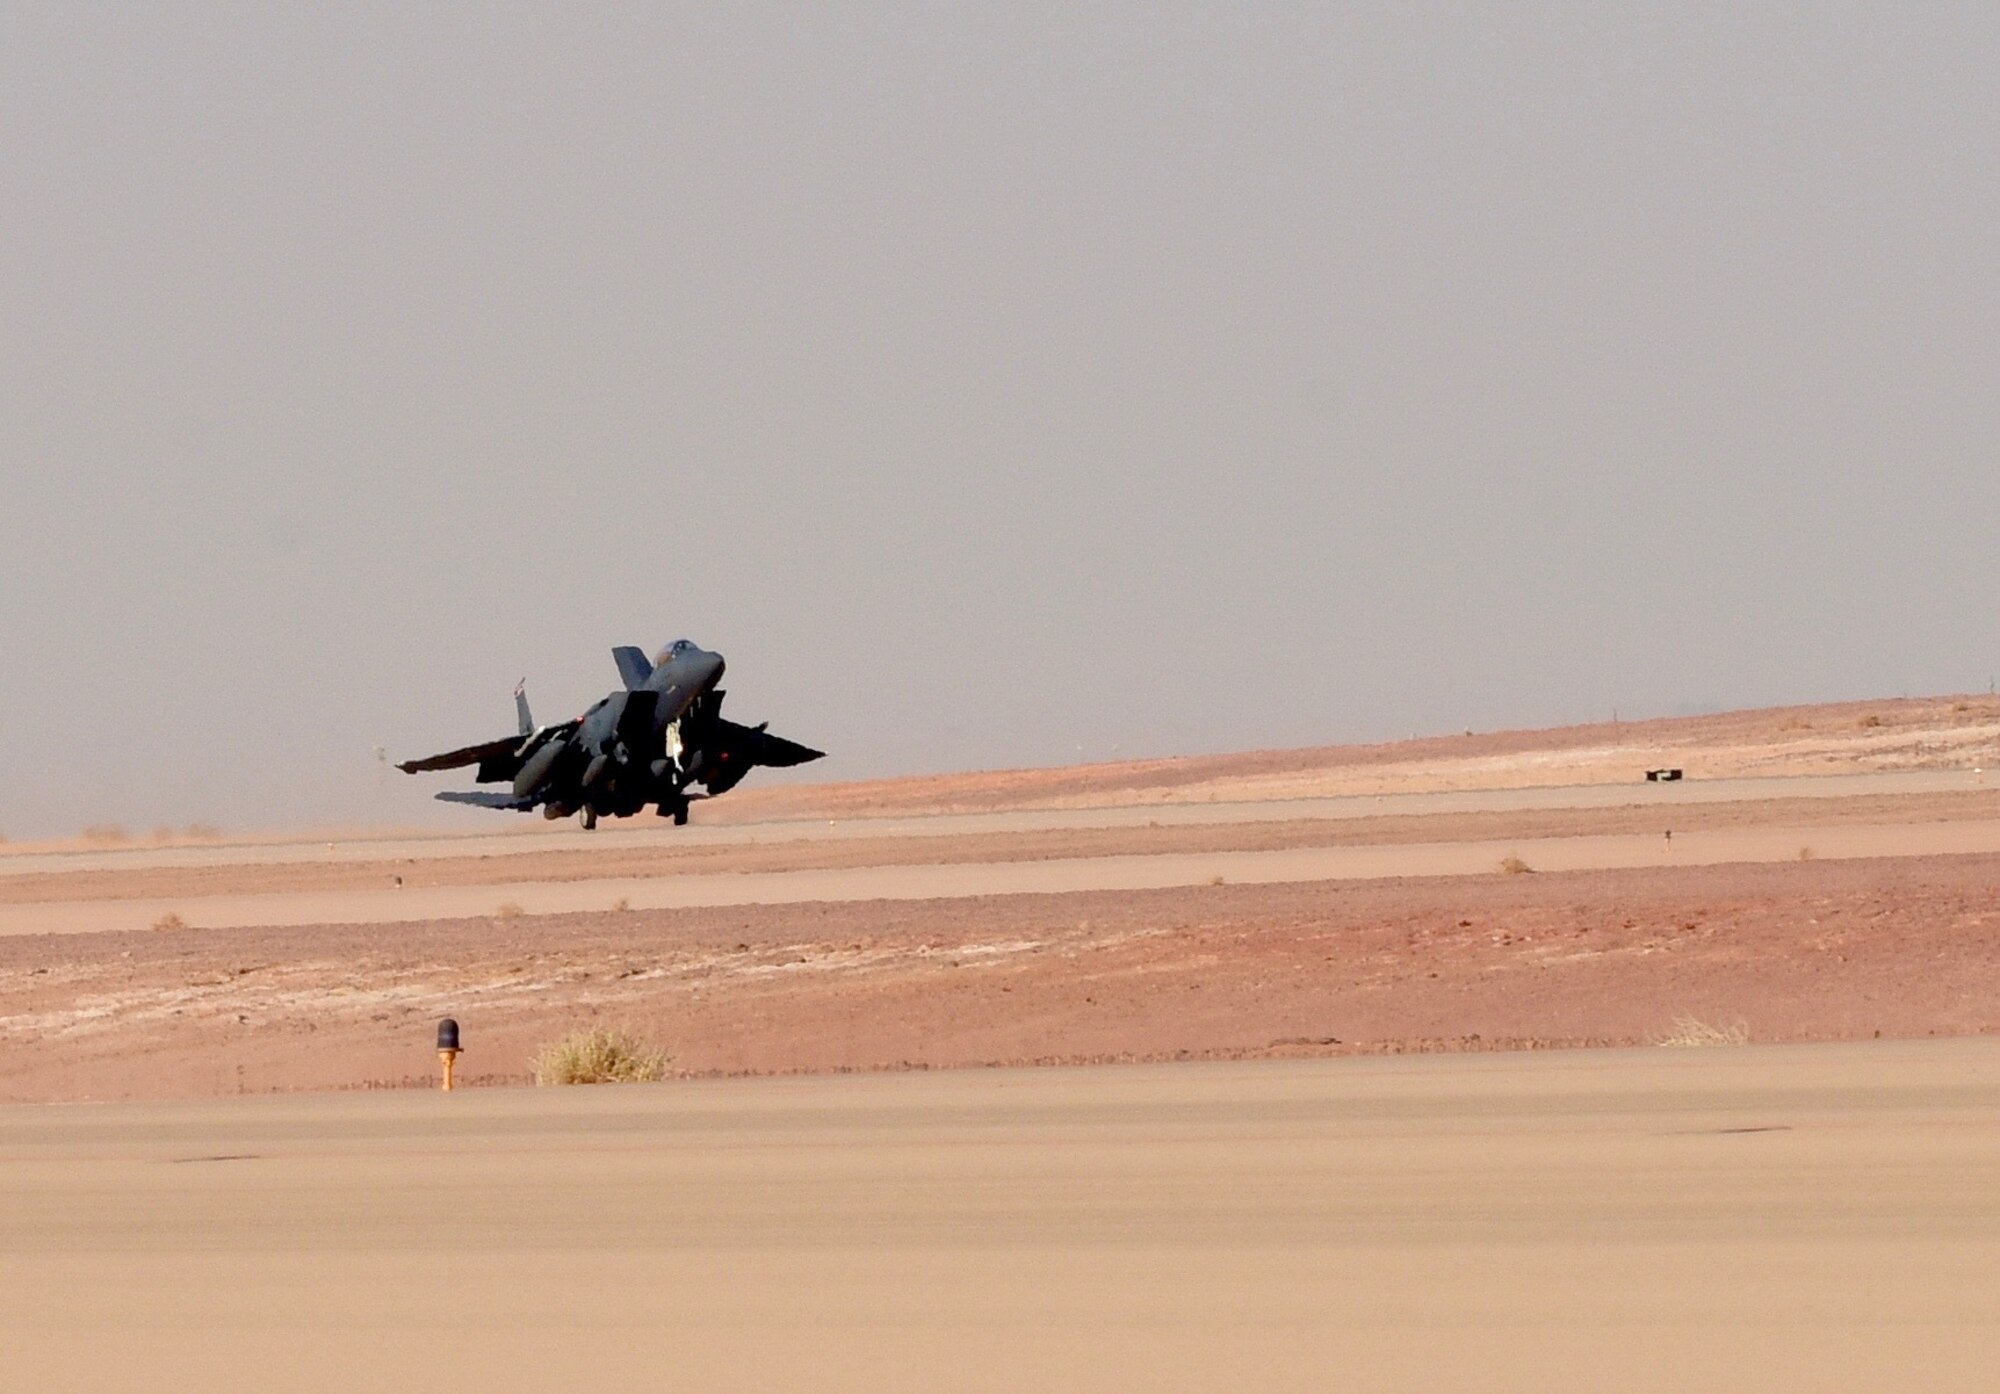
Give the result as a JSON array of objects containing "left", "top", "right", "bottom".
[
  {"left": 531, "top": 1028, "right": 668, "bottom": 1085},
  {"left": 610, "top": 897, "right": 632, "bottom": 913},
  {"left": 1858, "top": 713, "right": 1884, "bottom": 729},
  {"left": 494, "top": 902, "right": 524, "bottom": 919},
  {"left": 151, "top": 912, "right": 187, "bottom": 932},
  {"left": 1650, "top": 1015, "right": 1749, "bottom": 1048},
  {"left": 81, "top": 824, "right": 130, "bottom": 844},
  {"left": 1498, "top": 855, "right": 1533, "bottom": 875},
  {"left": 1796, "top": 845, "right": 1816, "bottom": 861}
]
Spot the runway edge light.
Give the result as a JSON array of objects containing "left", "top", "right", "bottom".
[{"left": 437, "top": 1017, "right": 461, "bottom": 1092}]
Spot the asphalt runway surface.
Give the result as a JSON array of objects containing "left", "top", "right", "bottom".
[{"left": 3, "top": 1039, "right": 1996, "bottom": 1391}]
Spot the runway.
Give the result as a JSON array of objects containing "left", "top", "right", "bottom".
[{"left": 3, "top": 1039, "right": 1996, "bottom": 1391}]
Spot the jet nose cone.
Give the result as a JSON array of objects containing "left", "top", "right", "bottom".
[{"left": 701, "top": 651, "right": 726, "bottom": 686}]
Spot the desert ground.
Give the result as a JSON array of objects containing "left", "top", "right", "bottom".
[
  {"left": 3, "top": 696, "right": 1999, "bottom": 1388},
  {"left": 3, "top": 695, "right": 1998, "bottom": 1100},
  {"left": 4, "top": 1042, "right": 1998, "bottom": 1392}
]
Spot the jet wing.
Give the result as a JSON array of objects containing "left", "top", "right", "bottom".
[
  {"left": 752, "top": 731, "right": 824, "bottom": 768},
  {"left": 398, "top": 719, "right": 579, "bottom": 778},
  {"left": 719, "top": 720, "right": 824, "bottom": 767},
  {"left": 397, "top": 736, "right": 524, "bottom": 774}
]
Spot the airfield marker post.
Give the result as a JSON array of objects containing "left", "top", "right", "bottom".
[{"left": 437, "top": 1017, "right": 461, "bottom": 1092}]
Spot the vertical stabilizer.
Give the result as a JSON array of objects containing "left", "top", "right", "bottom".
[
  {"left": 514, "top": 680, "right": 533, "bottom": 737},
  {"left": 611, "top": 645, "right": 654, "bottom": 691}
]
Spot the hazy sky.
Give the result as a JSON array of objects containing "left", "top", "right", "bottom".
[{"left": 3, "top": 5, "right": 1997, "bottom": 837}]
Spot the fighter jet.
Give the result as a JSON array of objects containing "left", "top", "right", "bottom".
[{"left": 397, "top": 639, "right": 822, "bottom": 828}]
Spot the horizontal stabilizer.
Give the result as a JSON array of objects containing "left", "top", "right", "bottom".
[{"left": 435, "top": 790, "right": 537, "bottom": 811}]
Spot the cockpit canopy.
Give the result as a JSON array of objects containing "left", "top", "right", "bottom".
[{"left": 654, "top": 638, "right": 700, "bottom": 667}]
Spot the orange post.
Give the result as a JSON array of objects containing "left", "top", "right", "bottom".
[{"left": 436, "top": 1018, "right": 462, "bottom": 1091}]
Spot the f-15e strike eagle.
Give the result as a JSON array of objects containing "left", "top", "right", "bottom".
[{"left": 398, "top": 639, "right": 822, "bottom": 829}]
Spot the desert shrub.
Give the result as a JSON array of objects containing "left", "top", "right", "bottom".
[
  {"left": 531, "top": 1028, "right": 668, "bottom": 1085},
  {"left": 184, "top": 823, "right": 222, "bottom": 841},
  {"left": 152, "top": 912, "right": 187, "bottom": 931},
  {"left": 1650, "top": 1015, "right": 1748, "bottom": 1048},
  {"left": 494, "top": 902, "right": 524, "bottom": 919},
  {"left": 81, "top": 824, "right": 130, "bottom": 843},
  {"left": 1797, "top": 845, "right": 1815, "bottom": 861},
  {"left": 1498, "top": 855, "right": 1533, "bottom": 875},
  {"left": 1858, "top": 714, "right": 1884, "bottom": 729}
]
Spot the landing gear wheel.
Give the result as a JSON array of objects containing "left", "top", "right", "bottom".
[
  {"left": 581, "top": 808, "right": 598, "bottom": 831},
  {"left": 673, "top": 804, "right": 689, "bottom": 826}
]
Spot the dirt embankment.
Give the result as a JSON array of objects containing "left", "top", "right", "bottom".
[
  {"left": 5, "top": 695, "right": 1999, "bottom": 1103},
  {"left": 710, "top": 694, "right": 2000, "bottom": 820},
  {"left": 9, "top": 787, "right": 1999, "bottom": 907},
  {"left": 4, "top": 852, "right": 1997, "bottom": 1103}
]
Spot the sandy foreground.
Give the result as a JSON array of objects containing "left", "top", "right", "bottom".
[{"left": 4, "top": 1041, "right": 1998, "bottom": 1392}]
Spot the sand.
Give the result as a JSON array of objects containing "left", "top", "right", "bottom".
[
  {"left": 6, "top": 700, "right": 2000, "bottom": 1385},
  {"left": 7, "top": 773, "right": 1998, "bottom": 935},
  {"left": 4, "top": 726, "right": 2000, "bottom": 1101},
  {"left": 4, "top": 1039, "right": 1997, "bottom": 1392},
  {"left": 5, "top": 845, "right": 1999, "bottom": 1102},
  {"left": 693, "top": 693, "right": 2000, "bottom": 820}
]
